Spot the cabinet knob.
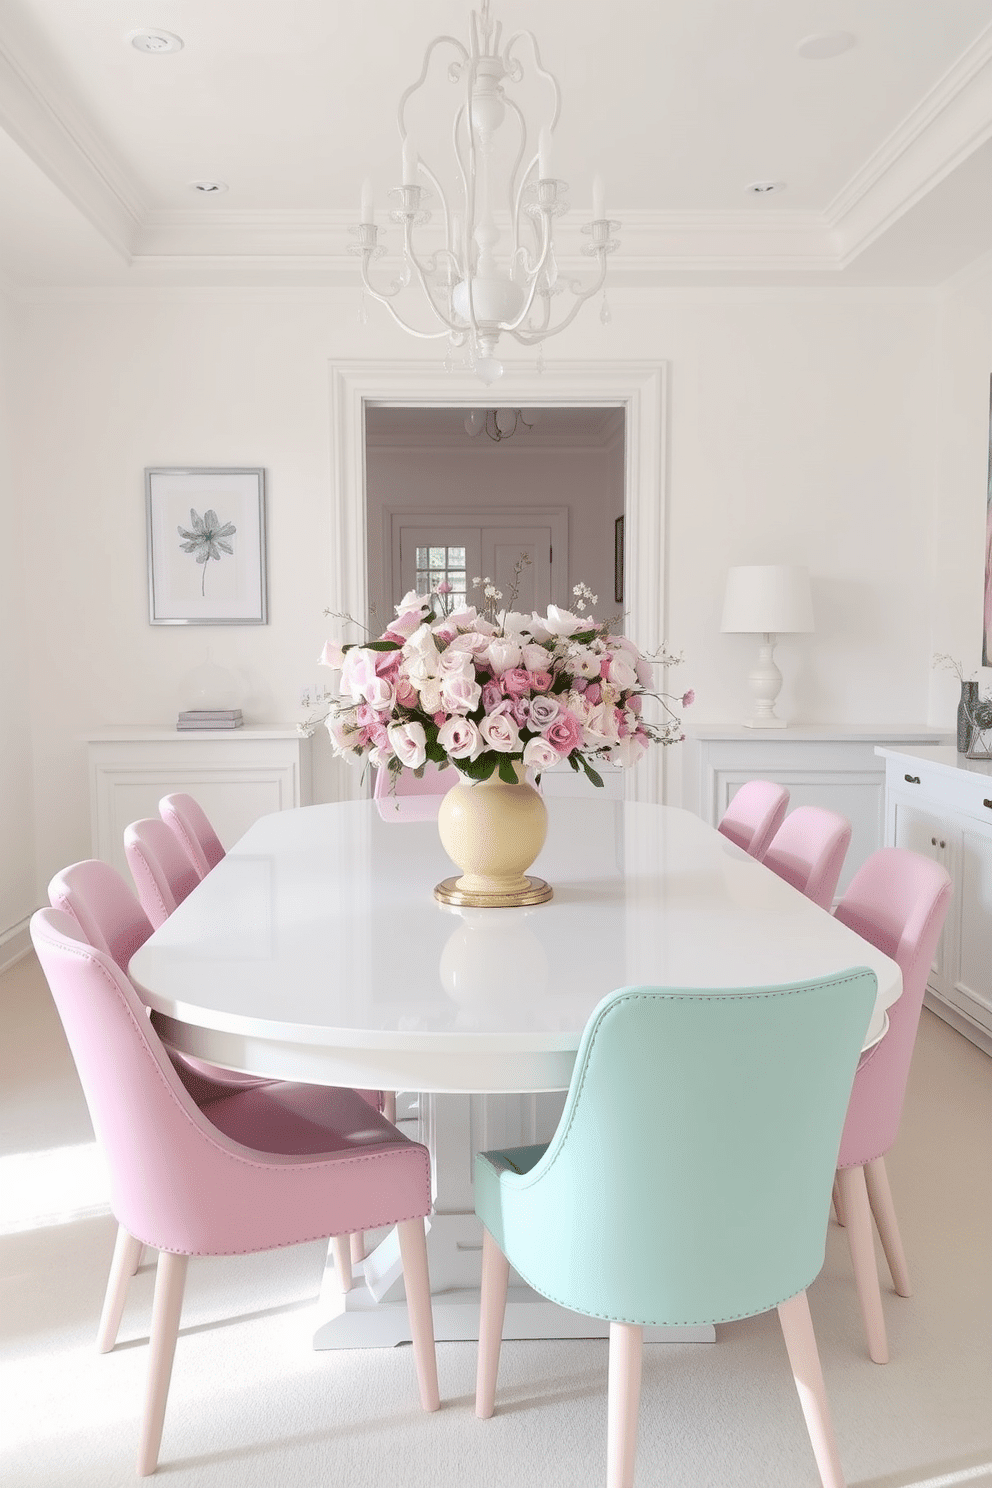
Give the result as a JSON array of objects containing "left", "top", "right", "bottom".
[
  {"left": 905, "top": 774, "right": 921, "bottom": 784},
  {"left": 984, "top": 798, "right": 992, "bottom": 810}
]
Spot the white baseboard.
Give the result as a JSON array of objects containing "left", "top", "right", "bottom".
[{"left": 0, "top": 916, "right": 33, "bottom": 974}]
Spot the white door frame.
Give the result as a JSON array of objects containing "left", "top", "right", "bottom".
[{"left": 329, "top": 360, "right": 669, "bottom": 802}]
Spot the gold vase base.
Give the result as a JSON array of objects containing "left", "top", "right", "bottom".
[{"left": 433, "top": 876, "right": 553, "bottom": 909}]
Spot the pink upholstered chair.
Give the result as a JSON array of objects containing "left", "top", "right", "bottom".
[
  {"left": 762, "top": 806, "right": 853, "bottom": 911},
  {"left": 124, "top": 817, "right": 201, "bottom": 928},
  {"left": 158, "top": 793, "right": 225, "bottom": 879},
  {"left": 830, "top": 848, "right": 952, "bottom": 1364},
  {"left": 716, "top": 779, "right": 789, "bottom": 861},
  {"left": 29, "top": 907, "right": 440, "bottom": 1476},
  {"left": 373, "top": 761, "right": 462, "bottom": 821}
]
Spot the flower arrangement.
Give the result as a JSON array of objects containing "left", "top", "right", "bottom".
[{"left": 304, "top": 568, "right": 692, "bottom": 788}]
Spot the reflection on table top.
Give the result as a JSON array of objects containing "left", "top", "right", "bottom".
[{"left": 129, "top": 800, "right": 901, "bottom": 1093}]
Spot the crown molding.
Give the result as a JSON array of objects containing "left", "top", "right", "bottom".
[
  {"left": 828, "top": 23, "right": 992, "bottom": 262},
  {"left": 0, "top": 38, "right": 139, "bottom": 261}
]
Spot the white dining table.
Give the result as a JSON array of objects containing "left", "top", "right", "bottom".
[{"left": 129, "top": 797, "right": 901, "bottom": 1350}]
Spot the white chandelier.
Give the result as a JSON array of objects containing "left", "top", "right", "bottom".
[{"left": 352, "top": 0, "right": 620, "bottom": 385}]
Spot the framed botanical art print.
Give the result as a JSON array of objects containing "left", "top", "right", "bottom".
[{"left": 146, "top": 467, "right": 267, "bottom": 624}]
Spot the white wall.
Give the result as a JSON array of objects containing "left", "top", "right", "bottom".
[
  {"left": 931, "top": 252, "right": 992, "bottom": 724},
  {"left": 13, "top": 283, "right": 944, "bottom": 896},
  {"left": 0, "top": 286, "right": 36, "bottom": 957}
]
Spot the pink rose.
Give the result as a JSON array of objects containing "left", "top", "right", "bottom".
[
  {"left": 682, "top": 689, "right": 695, "bottom": 708},
  {"left": 481, "top": 679, "right": 504, "bottom": 713},
  {"left": 584, "top": 682, "right": 602, "bottom": 706},
  {"left": 364, "top": 676, "right": 395, "bottom": 713},
  {"left": 544, "top": 710, "right": 583, "bottom": 756},
  {"left": 340, "top": 647, "right": 378, "bottom": 702},
  {"left": 607, "top": 653, "right": 639, "bottom": 690},
  {"left": 395, "top": 677, "right": 419, "bottom": 709},
  {"left": 441, "top": 672, "right": 482, "bottom": 715},
  {"left": 528, "top": 669, "right": 553, "bottom": 693},
  {"left": 528, "top": 694, "right": 560, "bottom": 729},
  {"left": 508, "top": 698, "right": 530, "bottom": 727},
  {"left": 501, "top": 667, "right": 531, "bottom": 698},
  {"left": 374, "top": 649, "right": 401, "bottom": 680}
]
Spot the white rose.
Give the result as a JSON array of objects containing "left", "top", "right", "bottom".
[
  {"left": 487, "top": 638, "right": 523, "bottom": 675},
  {"left": 479, "top": 711, "right": 521, "bottom": 752},
  {"left": 438, "top": 646, "right": 476, "bottom": 677},
  {"left": 387, "top": 721, "right": 428, "bottom": 769},
  {"left": 326, "top": 713, "right": 363, "bottom": 754},
  {"left": 319, "top": 639, "right": 346, "bottom": 669},
  {"left": 523, "top": 737, "right": 559, "bottom": 773},
  {"left": 416, "top": 676, "right": 443, "bottom": 714},
  {"left": 543, "top": 605, "right": 585, "bottom": 638},
  {"left": 445, "top": 631, "right": 492, "bottom": 658},
  {"left": 403, "top": 623, "right": 441, "bottom": 664},
  {"left": 607, "top": 653, "right": 639, "bottom": 691},
  {"left": 500, "top": 610, "right": 533, "bottom": 637},
  {"left": 440, "top": 672, "right": 482, "bottom": 714},
  {"left": 521, "top": 642, "right": 551, "bottom": 672},
  {"left": 613, "top": 732, "right": 648, "bottom": 768},
  {"left": 438, "top": 716, "right": 483, "bottom": 760},
  {"left": 569, "top": 645, "right": 602, "bottom": 679},
  {"left": 395, "top": 589, "right": 428, "bottom": 618}
]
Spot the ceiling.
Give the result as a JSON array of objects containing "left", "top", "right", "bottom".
[{"left": 1, "top": 0, "right": 991, "bottom": 290}]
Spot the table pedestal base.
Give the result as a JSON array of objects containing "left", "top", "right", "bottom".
[{"left": 312, "top": 1212, "right": 714, "bottom": 1349}]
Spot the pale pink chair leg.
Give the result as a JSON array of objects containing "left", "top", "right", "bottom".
[
  {"left": 332, "top": 1235, "right": 353, "bottom": 1293},
  {"left": 777, "top": 1290, "right": 846, "bottom": 1488},
  {"left": 397, "top": 1218, "right": 440, "bottom": 1412},
  {"left": 836, "top": 1165, "right": 889, "bottom": 1364},
  {"left": 138, "top": 1251, "right": 188, "bottom": 1477},
  {"left": 97, "top": 1224, "right": 144, "bottom": 1353},
  {"left": 350, "top": 1230, "right": 366, "bottom": 1265},
  {"left": 832, "top": 1177, "right": 846, "bottom": 1227},
  {"left": 864, "top": 1156, "right": 912, "bottom": 1297},
  {"left": 382, "top": 1091, "right": 397, "bottom": 1123},
  {"left": 607, "top": 1321, "right": 643, "bottom": 1488},
  {"left": 475, "top": 1228, "right": 510, "bottom": 1418}
]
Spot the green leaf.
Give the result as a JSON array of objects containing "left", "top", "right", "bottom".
[
  {"left": 364, "top": 639, "right": 402, "bottom": 652},
  {"left": 577, "top": 754, "right": 605, "bottom": 788},
  {"left": 455, "top": 753, "right": 497, "bottom": 782},
  {"left": 497, "top": 754, "right": 518, "bottom": 784}
]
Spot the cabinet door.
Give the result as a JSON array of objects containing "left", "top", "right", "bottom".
[
  {"left": 890, "top": 794, "right": 951, "bottom": 989},
  {"left": 946, "top": 823, "right": 992, "bottom": 1035}
]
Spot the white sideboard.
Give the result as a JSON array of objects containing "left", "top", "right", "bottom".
[
  {"left": 87, "top": 727, "right": 313, "bottom": 883},
  {"left": 683, "top": 726, "right": 950, "bottom": 897},
  {"left": 878, "top": 745, "right": 992, "bottom": 1056}
]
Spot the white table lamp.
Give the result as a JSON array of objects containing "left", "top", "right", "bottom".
[{"left": 721, "top": 565, "right": 814, "bottom": 728}]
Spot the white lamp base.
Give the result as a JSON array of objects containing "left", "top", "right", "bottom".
[{"left": 743, "top": 634, "right": 789, "bottom": 729}]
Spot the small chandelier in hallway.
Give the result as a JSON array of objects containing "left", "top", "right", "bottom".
[
  {"left": 464, "top": 407, "right": 534, "bottom": 441},
  {"left": 352, "top": 0, "right": 620, "bottom": 385}
]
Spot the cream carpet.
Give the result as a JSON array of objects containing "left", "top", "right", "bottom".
[{"left": 1, "top": 950, "right": 990, "bottom": 1488}]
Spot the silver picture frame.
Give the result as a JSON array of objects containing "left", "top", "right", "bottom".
[{"left": 146, "top": 467, "right": 267, "bottom": 625}]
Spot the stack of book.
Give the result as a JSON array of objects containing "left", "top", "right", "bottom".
[{"left": 177, "top": 709, "right": 243, "bottom": 730}]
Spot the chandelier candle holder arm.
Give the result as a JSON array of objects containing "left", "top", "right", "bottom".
[{"left": 353, "top": 0, "right": 619, "bottom": 384}]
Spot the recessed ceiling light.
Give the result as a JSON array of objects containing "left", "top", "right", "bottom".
[
  {"left": 797, "top": 31, "right": 856, "bottom": 60},
  {"left": 128, "top": 29, "right": 184, "bottom": 55},
  {"left": 745, "top": 181, "right": 785, "bottom": 196},
  {"left": 190, "top": 181, "right": 228, "bottom": 194}
]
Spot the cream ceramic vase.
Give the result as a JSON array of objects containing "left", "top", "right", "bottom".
[{"left": 434, "top": 766, "right": 553, "bottom": 907}]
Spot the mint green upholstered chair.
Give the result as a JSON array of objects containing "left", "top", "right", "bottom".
[{"left": 474, "top": 970, "right": 877, "bottom": 1488}]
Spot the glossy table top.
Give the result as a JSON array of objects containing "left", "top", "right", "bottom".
[{"left": 129, "top": 800, "right": 901, "bottom": 1093}]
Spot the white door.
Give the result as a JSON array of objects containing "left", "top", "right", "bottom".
[{"left": 392, "top": 508, "right": 569, "bottom": 614}]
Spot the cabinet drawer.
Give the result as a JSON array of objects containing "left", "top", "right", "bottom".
[{"left": 887, "top": 759, "right": 992, "bottom": 824}]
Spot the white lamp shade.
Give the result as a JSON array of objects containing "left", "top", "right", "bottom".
[{"left": 721, "top": 565, "right": 814, "bottom": 635}]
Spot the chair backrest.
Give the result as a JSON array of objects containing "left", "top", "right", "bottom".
[
  {"left": 716, "top": 779, "right": 789, "bottom": 860},
  {"left": 159, "top": 793, "right": 226, "bottom": 878},
  {"left": 373, "top": 761, "right": 461, "bottom": 798},
  {"left": 479, "top": 969, "right": 876, "bottom": 1327},
  {"left": 835, "top": 848, "right": 953, "bottom": 1167},
  {"left": 48, "top": 859, "right": 153, "bottom": 971},
  {"left": 762, "top": 805, "right": 853, "bottom": 910},
  {"left": 124, "top": 817, "right": 201, "bottom": 929}
]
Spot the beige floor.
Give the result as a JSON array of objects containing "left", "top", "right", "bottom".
[{"left": 1, "top": 948, "right": 990, "bottom": 1488}]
